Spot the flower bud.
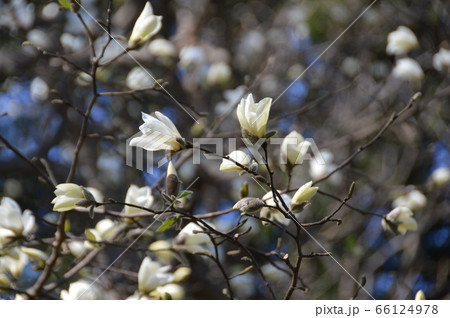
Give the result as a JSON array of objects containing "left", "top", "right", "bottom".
[
  {"left": 233, "top": 197, "right": 265, "bottom": 213},
  {"left": 128, "top": 2, "right": 162, "bottom": 49},
  {"left": 166, "top": 161, "right": 180, "bottom": 197}
]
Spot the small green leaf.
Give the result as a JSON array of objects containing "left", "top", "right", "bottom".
[
  {"left": 177, "top": 190, "right": 193, "bottom": 199},
  {"left": 58, "top": 0, "right": 72, "bottom": 10},
  {"left": 156, "top": 218, "right": 177, "bottom": 232}
]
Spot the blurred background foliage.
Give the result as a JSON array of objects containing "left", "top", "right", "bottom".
[{"left": 0, "top": 0, "right": 449, "bottom": 299}]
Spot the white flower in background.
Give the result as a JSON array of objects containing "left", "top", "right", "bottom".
[
  {"left": 60, "top": 279, "right": 102, "bottom": 300},
  {"left": 179, "top": 46, "right": 205, "bottom": 67},
  {"left": 382, "top": 206, "right": 418, "bottom": 235},
  {"left": 0, "top": 197, "right": 36, "bottom": 246},
  {"left": 67, "top": 241, "right": 87, "bottom": 258},
  {"left": 21, "top": 247, "right": 47, "bottom": 262},
  {"left": 128, "top": 2, "right": 162, "bottom": 49},
  {"left": 290, "top": 181, "right": 318, "bottom": 213},
  {"left": 415, "top": 290, "right": 426, "bottom": 300},
  {"left": 30, "top": 77, "right": 49, "bottom": 102},
  {"left": 0, "top": 247, "right": 29, "bottom": 278},
  {"left": 430, "top": 167, "right": 450, "bottom": 187},
  {"left": 26, "top": 29, "right": 51, "bottom": 49},
  {"left": 309, "top": 150, "right": 342, "bottom": 184},
  {"left": 129, "top": 112, "right": 185, "bottom": 153},
  {"left": 126, "top": 66, "right": 155, "bottom": 90},
  {"left": 386, "top": 26, "right": 419, "bottom": 56},
  {"left": 149, "top": 240, "right": 174, "bottom": 263},
  {"left": 393, "top": 189, "right": 427, "bottom": 211},
  {"left": 432, "top": 48, "right": 450, "bottom": 72},
  {"left": 220, "top": 150, "right": 251, "bottom": 172},
  {"left": 85, "top": 187, "right": 104, "bottom": 204},
  {"left": 206, "top": 62, "right": 232, "bottom": 86},
  {"left": 148, "top": 38, "right": 176, "bottom": 58},
  {"left": 174, "top": 222, "right": 212, "bottom": 253},
  {"left": 84, "top": 219, "right": 117, "bottom": 250},
  {"left": 392, "top": 58, "right": 424, "bottom": 82},
  {"left": 281, "top": 131, "right": 311, "bottom": 166},
  {"left": 260, "top": 191, "right": 291, "bottom": 226},
  {"left": 124, "top": 185, "right": 154, "bottom": 215},
  {"left": 51, "top": 183, "right": 96, "bottom": 212},
  {"left": 150, "top": 283, "right": 185, "bottom": 300},
  {"left": 237, "top": 93, "right": 272, "bottom": 139},
  {"left": 138, "top": 257, "right": 173, "bottom": 294},
  {"left": 59, "top": 33, "right": 85, "bottom": 52}
]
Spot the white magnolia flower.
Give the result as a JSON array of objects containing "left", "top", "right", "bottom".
[
  {"left": 126, "top": 66, "right": 155, "bottom": 90},
  {"left": 51, "top": 183, "right": 95, "bottom": 212},
  {"left": 174, "top": 222, "right": 212, "bottom": 252},
  {"left": 67, "top": 241, "right": 87, "bottom": 258},
  {"left": 149, "top": 240, "right": 174, "bottom": 263},
  {"left": 0, "top": 247, "right": 29, "bottom": 278},
  {"left": 150, "top": 283, "right": 185, "bottom": 300},
  {"left": 382, "top": 206, "right": 418, "bottom": 235},
  {"left": 179, "top": 46, "right": 205, "bottom": 67},
  {"left": 220, "top": 150, "right": 251, "bottom": 172},
  {"left": 84, "top": 219, "right": 117, "bottom": 250},
  {"left": 291, "top": 181, "right": 318, "bottom": 206},
  {"left": 206, "top": 62, "right": 232, "bottom": 86},
  {"left": 281, "top": 131, "right": 311, "bottom": 166},
  {"left": 386, "top": 26, "right": 419, "bottom": 56},
  {"left": 260, "top": 191, "right": 291, "bottom": 226},
  {"left": 129, "top": 112, "right": 184, "bottom": 153},
  {"left": 415, "top": 290, "right": 426, "bottom": 300},
  {"left": 392, "top": 58, "right": 424, "bottom": 82},
  {"left": 148, "top": 38, "right": 176, "bottom": 58},
  {"left": 138, "top": 257, "right": 173, "bottom": 293},
  {"left": 124, "top": 185, "right": 154, "bottom": 215},
  {"left": 237, "top": 94, "right": 272, "bottom": 139},
  {"left": 128, "top": 2, "right": 162, "bottom": 49},
  {"left": 430, "top": 167, "right": 450, "bottom": 187},
  {"left": 0, "top": 197, "right": 36, "bottom": 246},
  {"left": 432, "top": 48, "right": 450, "bottom": 72},
  {"left": 60, "top": 279, "right": 102, "bottom": 300},
  {"left": 393, "top": 189, "right": 427, "bottom": 211}
]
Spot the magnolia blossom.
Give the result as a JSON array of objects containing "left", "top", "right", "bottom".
[
  {"left": 237, "top": 94, "right": 272, "bottom": 139},
  {"left": 206, "top": 62, "right": 232, "bottom": 86},
  {"left": 386, "top": 26, "right": 419, "bottom": 56},
  {"left": 126, "top": 66, "right": 155, "bottom": 90},
  {"left": 291, "top": 181, "right": 318, "bottom": 206},
  {"left": 220, "top": 150, "right": 251, "bottom": 172},
  {"left": 393, "top": 189, "right": 427, "bottom": 211},
  {"left": 173, "top": 222, "right": 212, "bottom": 253},
  {"left": 51, "top": 183, "right": 95, "bottom": 212},
  {"left": 138, "top": 257, "right": 174, "bottom": 294},
  {"left": 0, "top": 247, "right": 30, "bottom": 279},
  {"left": 260, "top": 191, "right": 291, "bottom": 226},
  {"left": 432, "top": 48, "right": 450, "bottom": 72},
  {"left": 382, "top": 206, "right": 418, "bottom": 235},
  {"left": 281, "top": 131, "right": 311, "bottom": 166},
  {"left": 60, "top": 279, "right": 102, "bottom": 300},
  {"left": 84, "top": 219, "right": 117, "bottom": 250},
  {"left": 149, "top": 240, "right": 174, "bottom": 263},
  {"left": 415, "top": 290, "right": 426, "bottom": 300},
  {"left": 309, "top": 150, "right": 341, "bottom": 184},
  {"left": 392, "top": 58, "right": 424, "bottom": 82},
  {"left": 150, "top": 283, "right": 185, "bottom": 300},
  {"left": 430, "top": 167, "right": 450, "bottom": 187},
  {"left": 148, "top": 38, "right": 176, "bottom": 58},
  {"left": 67, "top": 241, "right": 87, "bottom": 258},
  {"left": 0, "top": 197, "right": 36, "bottom": 246},
  {"left": 129, "top": 112, "right": 184, "bottom": 153},
  {"left": 124, "top": 184, "right": 154, "bottom": 215},
  {"left": 128, "top": 2, "right": 162, "bottom": 49}
]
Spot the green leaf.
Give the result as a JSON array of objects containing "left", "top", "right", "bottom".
[
  {"left": 58, "top": 0, "right": 72, "bottom": 10},
  {"left": 177, "top": 190, "right": 193, "bottom": 199},
  {"left": 156, "top": 218, "right": 177, "bottom": 232}
]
